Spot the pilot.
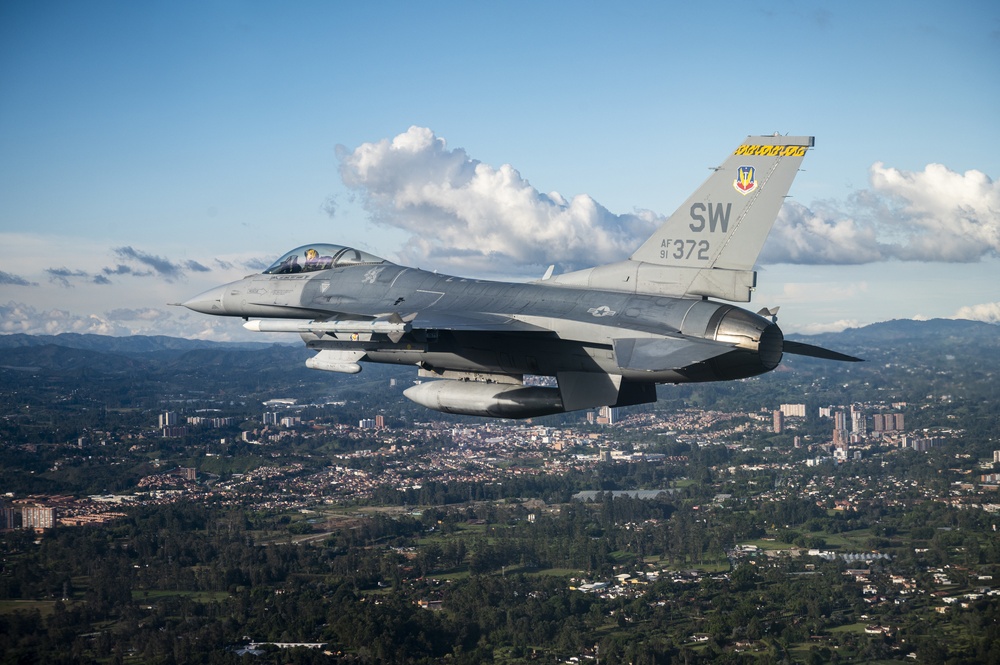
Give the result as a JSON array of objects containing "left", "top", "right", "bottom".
[{"left": 303, "top": 248, "right": 321, "bottom": 271}]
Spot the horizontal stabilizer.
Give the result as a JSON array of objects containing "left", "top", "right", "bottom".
[
  {"left": 614, "top": 336, "right": 735, "bottom": 372},
  {"left": 783, "top": 340, "right": 863, "bottom": 363}
]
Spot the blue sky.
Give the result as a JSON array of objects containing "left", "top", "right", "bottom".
[{"left": 1, "top": 1, "right": 998, "bottom": 340}]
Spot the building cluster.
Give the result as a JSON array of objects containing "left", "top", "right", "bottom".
[
  {"left": 260, "top": 411, "right": 302, "bottom": 427},
  {"left": 772, "top": 400, "right": 941, "bottom": 462},
  {"left": 1, "top": 495, "right": 128, "bottom": 531},
  {"left": 186, "top": 415, "right": 236, "bottom": 427},
  {"left": 779, "top": 403, "right": 807, "bottom": 417},
  {"left": 10, "top": 382, "right": 989, "bottom": 533},
  {"left": 358, "top": 415, "right": 386, "bottom": 429},
  {"left": 263, "top": 412, "right": 302, "bottom": 427},
  {"left": 157, "top": 411, "right": 187, "bottom": 437},
  {"left": 0, "top": 499, "right": 55, "bottom": 531},
  {"left": 157, "top": 410, "right": 237, "bottom": 437},
  {"left": 586, "top": 405, "right": 622, "bottom": 425},
  {"left": 873, "top": 412, "right": 906, "bottom": 433}
]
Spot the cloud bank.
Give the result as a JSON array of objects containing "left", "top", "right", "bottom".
[
  {"left": 870, "top": 163, "right": 1000, "bottom": 262},
  {"left": 0, "top": 270, "right": 37, "bottom": 286},
  {"left": 111, "top": 246, "right": 211, "bottom": 281},
  {"left": 19, "top": 245, "right": 267, "bottom": 289},
  {"left": 338, "top": 126, "right": 659, "bottom": 274},
  {"left": 0, "top": 301, "right": 129, "bottom": 336},
  {"left": 339, "top": 127, "right": 999, "bottom": 272},
  {"left": 0, "top": 301, "right": 254, "bottom": 340},
  {"left": 4, "top": 130, "right": 995, "bottom": 340},
  {"left": 952, "top": 301, "right": 1000, "bottom": 324},
  {"left": 759, "top": 163, "right": 999, "bottom": 265}
]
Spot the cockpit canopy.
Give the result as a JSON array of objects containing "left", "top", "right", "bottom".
[{"left": 263, "top": 244, "right": 386, "bottom": 275}]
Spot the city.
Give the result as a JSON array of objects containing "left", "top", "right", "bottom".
[{"left": 1, "top": 319, "right": 999, "bottom": 663}]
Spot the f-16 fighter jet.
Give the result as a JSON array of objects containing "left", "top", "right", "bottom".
[{"left": 184, "top": 134, "right": 859, "bottom": 418}]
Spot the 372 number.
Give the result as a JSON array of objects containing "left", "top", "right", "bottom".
[{"left": 660, "top": 239, "right": 709, "bottom": 260}]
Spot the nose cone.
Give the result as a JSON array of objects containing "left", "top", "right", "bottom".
[{"left": 182, "top": 284, "right": 228, "bottom": 315}]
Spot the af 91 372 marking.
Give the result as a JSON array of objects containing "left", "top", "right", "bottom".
[{"left": 659, "top": 238, "right": 710, "bottom": 261}]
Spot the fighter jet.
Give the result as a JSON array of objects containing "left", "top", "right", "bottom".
[{"left": 183, "top": 134, "right": 860, "bottom": 418}]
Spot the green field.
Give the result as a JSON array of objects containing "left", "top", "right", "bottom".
[{"left": 0, "top": 599, "right": 60, "bottom": 616}]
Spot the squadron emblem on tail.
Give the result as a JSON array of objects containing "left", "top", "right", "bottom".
[{"left": 734, "top": 165, "right": 757, "bottom": 195}]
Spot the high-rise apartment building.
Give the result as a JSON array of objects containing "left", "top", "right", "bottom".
[
  {"left": 175, "top": 467, "right": 197, "bottom": 481},
  {"left": 832, "top": 411, "right": 849, "bottom": 447},
  {"left": 780, "top": 404, "right": 806, "bottom": 418},
  {"left": 22, "top": 505, "right": 55, "bottom": 530},
  {"left": 850, "top": 406, "right": 867, "bottom": 435},
  {"left": 597, "top": 405, "right": 621, "bottom": 425},
  {"left": 0, "top": 501, "right": 19, "bottom": 530},
  {"left": 873, "top": 412, "right": 904, "bottom": 432}
]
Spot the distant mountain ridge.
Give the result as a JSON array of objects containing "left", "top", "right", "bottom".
[
  {"left": 786, "top": 318, "right": 998, "bottom": 346},
  {"left": 0, "top": 332, "right": 299, "bottom": 375},
  {"left": 2, "top": 318, "right": 993, "bottom": 349},
  {"left": 1, "top": 319, "right": 995, "bottom": 375},
  {"left": 1, "top": 320, "right": 995, "bottom": 414},
  {"left": 0, "top": 332, "right": 279, "bottom": 354}
]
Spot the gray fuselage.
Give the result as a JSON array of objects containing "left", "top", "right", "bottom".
[{"left": 196, "top": 260, "right": 782, "bottom": 386}]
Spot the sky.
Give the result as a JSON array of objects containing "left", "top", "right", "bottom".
[{"left": 1, "top": 1, "right": 998, "bottom": 341}]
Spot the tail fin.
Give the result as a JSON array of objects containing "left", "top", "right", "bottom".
[
  {"left": 547, "top": 134, "right": 813, "bottom": 301},
  {"left": 631, "top": 134, "right": 813, "bottom": 273}
]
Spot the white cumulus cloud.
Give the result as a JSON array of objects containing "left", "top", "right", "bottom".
[
  {"left": 0, "top": 301, "right": 267, "bottom": 341},
  {"left": 0, "top": 301, "right": 128, "bottom": 336},
  {"left": 338, "top": 126, "right": 659, "bottom": 275},
  {"left": 105, "top": 307, "right": 173, "bottom": 322},
  {"left": 792, "top": 319, "right": 864, "bottom": 334},
  {"left": 869, "top": 162, "right": 1000, "bottom": 262},
  {"left": 761, "top": 201, "right": 884, "bottom": 264},
  {"left": 765, "top": 162, "right": 999, "bottom": 265},
  {"left": 951, "top": 301, "right": 1000, "bottom": 324},
  {"left": 340, "top": 128, "right": 998, "bottom": 272}
]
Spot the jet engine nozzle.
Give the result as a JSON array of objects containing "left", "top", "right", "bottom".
[
  {"left": 674, "top": 304, "right": 785, "bottom": 381},
  {"left": 714, "top": 308, "right": 784, "bottom": 371}
]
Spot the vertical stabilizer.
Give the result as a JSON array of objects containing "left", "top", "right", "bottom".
[
  {"left": 631, "top": 135, "right": 813, "bottom": 271},
  {"left": 546, "top": 134, "right": 813, "bottom": 301}
]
